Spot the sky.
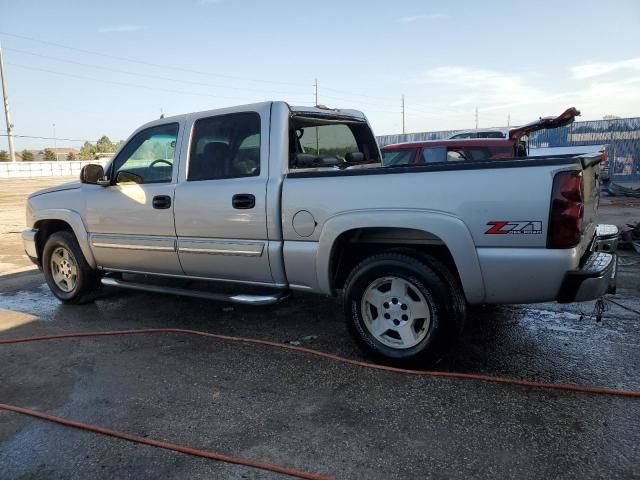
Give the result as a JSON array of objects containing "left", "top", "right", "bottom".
[{"left": 1, "top": 0, "right": 639, "bottom": 152}]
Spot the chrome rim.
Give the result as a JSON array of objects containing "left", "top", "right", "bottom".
[
  {"left": 50, "top": 246, "right": 78, "bottom": 292},
  {"left": 360, "top": 276, "right": 431, "bottom": 349}
]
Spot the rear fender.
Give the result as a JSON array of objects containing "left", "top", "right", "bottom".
[{"left": 317, "top": 209, "right": 485, "bottom": 303}]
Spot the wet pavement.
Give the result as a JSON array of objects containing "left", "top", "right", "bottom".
[
  {"left": 0, "top": 178, "right": 639, "bottom": 479},
  {"left": 1, "top": 262, "right": 639, "bottom": 479}
]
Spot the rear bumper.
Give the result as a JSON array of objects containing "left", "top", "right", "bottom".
[
  {"left": 594, "top": 224, "right": 618, "bottom": 253},
  {"left": 22, "top": 228, "right": 39, "bottom": 265},
  {"left": 557, "top": 224, "right": 618, "bottom": 303}
]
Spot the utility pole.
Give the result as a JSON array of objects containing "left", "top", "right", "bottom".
[
  {"left": 53, "top": 123, "right": 57, "bottom": 160},
  {"left": 314, "top": 78, "right": 319, "bottom": 153},
  {"left": 475, "top": 107, "right": 478, "bottom": 131},
  {"left": 0, "top": 42, "right": 16, "bottom": 162},
  {"left": 314, "top": 78, "right": 318, "bottom": 106},
  {"left": 507, "top": 113, "right": 511, "bottom": 128},
  {"left": 401, "top": 95, "right": 406, "bottom": 134}
]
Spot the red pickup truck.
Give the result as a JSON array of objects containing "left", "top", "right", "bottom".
[{"left": 381, "top": 107, "right": 581, "bottom": 166}]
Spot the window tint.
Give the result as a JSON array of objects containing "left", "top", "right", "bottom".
[
  {"left": 382, "top": 148, "right": 415, "bottom": 166},
  {"left": 450, "top": 132, "right": 475, "bottom": 139},
  {"left": 420, "top": 147, "right": 447, "bottom": 163},
  {"left": 112, "top": 123, "right": 178, "bottom": 184},
  {"left": 482, "top": 131, "right": 506, "bottom": 139},
  {"left": 188, "top": 112, "right": 261, "bottom": 181},
  {"left": 299, "top": 124, "right": 358, "bottom": 157}
]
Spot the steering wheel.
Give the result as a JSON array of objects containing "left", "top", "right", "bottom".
[{"left": 149, "top": 159, "right": 172, "bottom": 168}]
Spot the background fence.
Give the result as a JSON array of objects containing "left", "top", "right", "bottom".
[
  {"left": 0, "top": 160, "right": 108, "bottom": 178},
  {"left": 376, "top": 116, "right": 640, "bottom": 182}
]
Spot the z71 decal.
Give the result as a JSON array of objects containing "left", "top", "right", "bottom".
[{"left": 485, "top": 221, "right": 543, "bottom": 235}]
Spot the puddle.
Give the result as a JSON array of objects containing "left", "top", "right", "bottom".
[{"left": 0, "top": 283, "right": 60, "bottom": 319}]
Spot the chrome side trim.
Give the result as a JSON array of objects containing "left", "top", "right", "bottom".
[
  {"left": 101, "top": 277, "right": 288, "bottom": 305},
  {"left": 99, "top": 267, "right": 288, "bottom": 289},
  {"left": 90, "top": 234, "right": 176, "bottom": 252},
  {"left": 177, "top": 239, "right": 264, "bottom": 257}
]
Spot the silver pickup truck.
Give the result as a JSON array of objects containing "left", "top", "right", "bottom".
[{"left": 22, "top": 101, "right": 618, "bottom": 364}]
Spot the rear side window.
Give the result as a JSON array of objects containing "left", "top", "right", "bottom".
[
  {"left": 188, "top": 112, "right": 261, "bottom": 181},
  {"left": 420, "top": 147, "right": 447, "bottom": 163},
  {"left": 419, "top": 147, "right": 470, "bottom": 164},
  {"left": 382, "top": 148, "right": 416, "bottom": 166}
]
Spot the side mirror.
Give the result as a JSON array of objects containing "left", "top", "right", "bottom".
[{"left": 80, "top": 164, "right": 107, "bottom": 185}]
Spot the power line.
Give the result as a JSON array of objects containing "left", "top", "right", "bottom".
[
  {"left": 0, "top": 30, "right": 309, "bottom": 88},
  {"left": 3, "top": 47, "right": 312, "bottom": 98},
  {"left": 0, "top": 134, "right": 84, "bottom": 141},
  {"left": 7, "top": 63, "right": 311, "bottom": 104}
]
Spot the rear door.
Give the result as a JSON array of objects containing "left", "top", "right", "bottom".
[{"left": 173, "top": 106, "right": 274, "bottom": 285}]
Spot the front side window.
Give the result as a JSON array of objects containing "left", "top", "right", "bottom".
[
  {"left": 382, "top": 148, "right": 416, "bottom": 166},
  {"left": 188, "top": 112, "right": 261, "bottom": 181},
  {"left": 112, "top": 123, "right": 179, "bottom": 184}
]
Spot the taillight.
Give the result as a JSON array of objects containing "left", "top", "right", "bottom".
[{"left": 548, "top": 171, "right": 584, "bottom": 248}]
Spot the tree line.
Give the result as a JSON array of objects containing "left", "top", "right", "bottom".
[{"left": 0, "top": 135, "right": 122, "bottom": 162}]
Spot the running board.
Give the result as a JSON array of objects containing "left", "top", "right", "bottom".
[{"left": 100, "top": 277, "right": 288, "bottom": 306}]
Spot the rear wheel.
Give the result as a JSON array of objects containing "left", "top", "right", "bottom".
[
  {"left": 42, "top": 231, "right": 100, "bottom": 304},
  {"left": 343, "top": 252, "right": 464, "bottom": 366}
]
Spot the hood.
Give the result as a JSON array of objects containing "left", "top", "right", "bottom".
[
  {"left": 509, "top": 107, "right": 580, "bottom": 141},
  {"left": 28, "top": 179, "right": 81, "bottom": 199}
]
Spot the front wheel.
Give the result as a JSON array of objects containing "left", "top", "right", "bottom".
[
  {"left": 42, "top": 230, "right": 100, "bottom": 304},
  {"left": 343, "top": 252, "right": 463, "bottom": 366}
]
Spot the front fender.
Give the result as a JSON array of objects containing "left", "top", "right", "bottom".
[
  {"left": 316, "top": 209, "right": 485, "bottom": 304},
  {"left": 32, "top": 209, "right": 97, "bottom": 268}
]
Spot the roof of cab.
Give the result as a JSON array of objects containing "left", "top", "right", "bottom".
[
  {"left": 290, "top": 105, "right": 366, "bottom": 120},
  {"left": 134, "top": 101, "right": 366, "bottom": 133}
]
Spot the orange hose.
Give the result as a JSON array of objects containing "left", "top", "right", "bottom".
[
  {"left": 1, "top": 327, "right": 638, "bottom": 398},
  {"left": 1, "top": 327, "right": 638, "bottom": 479},
  {"left": 0, "top": 402, "right": 332, "bottom": 480}
]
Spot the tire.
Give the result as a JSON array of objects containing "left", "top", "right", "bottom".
[
  {"left": 343, "top": 252, "right": 465, "bottom": 366},
  {"left": 42, "top": 230, "right": 100, "bottom": 304}
]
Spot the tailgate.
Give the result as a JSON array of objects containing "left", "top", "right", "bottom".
[{"left": 578, "top": 152, "right": 602, "bottom": 255}]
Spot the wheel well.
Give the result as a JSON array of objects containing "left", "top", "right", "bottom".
[
  {"left": 329, "top": 227, "right": 460, "bottom": 291},
  {"left": 34, "top": 219, "right": 73, "bottom": 263}
]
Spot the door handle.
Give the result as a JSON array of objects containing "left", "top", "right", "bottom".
[
  {"left": 152, "top": 195, "right": 172, "bottom": 209},
  {"left": 232, "top": 194, "right": 255, "bottom": 209}
]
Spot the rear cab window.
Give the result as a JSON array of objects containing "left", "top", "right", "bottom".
[{"left": 289, "top": 113, "right": 380, "bottom": 170}]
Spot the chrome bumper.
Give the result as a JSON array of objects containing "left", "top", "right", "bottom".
[
  {"left": 22, "top": 228, "right": 38, "bottom": 264},
  {"left": 557, "top": 224, "right": 618, "bottom": 303}
]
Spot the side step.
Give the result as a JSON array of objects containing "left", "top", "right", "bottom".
[{"left": 101, "top": 277, "right": 288, "bottom": 306}]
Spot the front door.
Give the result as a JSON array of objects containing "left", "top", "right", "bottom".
[
  {"left": 84, "top": 122, "right": 183, "bottom": 274},
  {"left": 173, "top": 109, "right": 273, "bottom": 285}
]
